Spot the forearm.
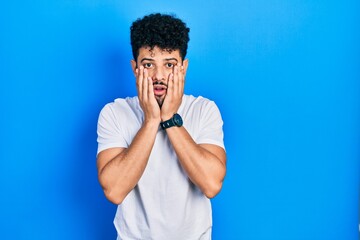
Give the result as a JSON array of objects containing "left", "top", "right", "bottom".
[
  {"left": 98, "top": 120, "right": 159, "bottom": 204},
  {"left": 165, "top": 126, "right": 226, "bottom": 198}
]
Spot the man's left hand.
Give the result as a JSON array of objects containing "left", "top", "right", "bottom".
[{"left": 161, "top": 64, "right": 185, "bottom": 121}]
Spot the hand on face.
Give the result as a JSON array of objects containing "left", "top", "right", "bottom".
[
  {"left": 136, "top": 66, "right": 161, "bottom": 123},
  {"left": 134, "top": 46, "right": 187, "bottom": 123},
  {"left": 161, "top": 63, "right": 185, "bottom": 121},
  {"left": 136, "top": 63, "right": 185, "bottom": 123}
]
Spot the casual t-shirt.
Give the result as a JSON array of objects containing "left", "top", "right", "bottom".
[{"left": 97, "top": 95, "right": 225, "bottom": 240}]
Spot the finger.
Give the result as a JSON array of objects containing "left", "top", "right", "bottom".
[
  {"left": 167, "top": 72, "right": 174, "bottom": 97},
  {"left": 179, "top": 65, "right": 185, "bottom": 95},
  {"left": 143, "top": 68, "right": 149, "bottom": 101},
  {"left": 137, "top": 66, "right": 144, "bottom": 99},
  {"left": 148, "top": 76, "right": 154, "bottom": 101},
  {"left": 174, "top": 64, "right": 182, "bottom": 96},
  {"left": 135, "top": 68, "right": 139, "bottom": 90}
]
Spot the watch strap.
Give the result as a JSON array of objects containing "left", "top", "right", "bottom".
[
  {"left": 160, "top": 113, "right": 182, "bottom": 130},
  {"left": 160, "top": 119, "right": 175, "bottom": 129}
]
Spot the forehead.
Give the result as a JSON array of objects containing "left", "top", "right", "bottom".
[{"left": 137, "top": 46, "right": 181, "bottom": 61}]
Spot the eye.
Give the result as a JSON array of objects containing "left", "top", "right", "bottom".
[
  {"left": 144, "top": 63, "right": 153, "bottom": 68},
  {"left": 166, "top": 63, "right": 174, "bottom": 68}
]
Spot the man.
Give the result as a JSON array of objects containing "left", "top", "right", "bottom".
[{"left": 97, "top": 13, "right": 226, "bottom": 240}]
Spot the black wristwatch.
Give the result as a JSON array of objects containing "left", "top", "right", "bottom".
[{"left": 160, "top": 113, "right": 183, "bottom": 130}]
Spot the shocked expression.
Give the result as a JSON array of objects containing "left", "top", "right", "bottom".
[{"left": 132, "top": 46, "right": 187, "bottom": 106}]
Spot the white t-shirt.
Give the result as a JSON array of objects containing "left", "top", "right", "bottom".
[{"left": 97, "top": 95, "right": 225, "bottom": 240}]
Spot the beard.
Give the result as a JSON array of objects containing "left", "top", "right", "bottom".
[
  {"left": 153, "top": 81, "right": 167, "bottom": 108},
  {"left": 155, "top": 95, "right": 165, "bottom": 108}
]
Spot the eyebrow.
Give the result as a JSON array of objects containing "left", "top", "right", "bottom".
[
  {"left": 164, "top": 58, "right": 178, "bottom": 62},
  {"left": 140, "top": 58, "right": 179, "bottom": 63},
  {"left": 140, "top": 58, "right": 155, "bottom": 63}
]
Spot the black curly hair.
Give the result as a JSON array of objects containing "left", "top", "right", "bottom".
[{"left": 130, "top": 13, "right": 190, "bottom": 61}]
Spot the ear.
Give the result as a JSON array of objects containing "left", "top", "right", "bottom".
[
  {"left": 130, "top": 59, "right": 137, "bottom": 77},
  {"left": 182, "top": 59, "right": 189, "bottom": 77}
]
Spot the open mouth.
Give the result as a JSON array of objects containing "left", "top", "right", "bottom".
[{"left": 153, "top": 84, "right": 167, "bottom": 96}]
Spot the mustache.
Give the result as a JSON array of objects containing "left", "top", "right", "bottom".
[{"left": 153, "top": 81, "right": 167, "bottom": 87}]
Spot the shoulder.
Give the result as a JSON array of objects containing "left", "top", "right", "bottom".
[
  {"left": 180, "top": 95, "right": 223, "bottom": 128},
  {"left": 100, "top": 96, "right": 140, "bottom": 116},
  {"left": 98, "top": 97, "right": 142, "bottom": 128},
  {"left": 182, "top": 94, "right": 214, "bottom": 106},
  {"left": 97, "top": 96, "right": 142, "bottom": 136},
  {"left": 181, "top": 95, "right": 219, "bottom": 112}
]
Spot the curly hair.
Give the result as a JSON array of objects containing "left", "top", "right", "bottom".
[{"left": 130, "top": 13, "right": 190, "bottom": 61}]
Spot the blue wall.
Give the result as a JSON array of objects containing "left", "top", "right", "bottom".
[{"left": 1, "top": 1, "right": 359, "bottom": 239}]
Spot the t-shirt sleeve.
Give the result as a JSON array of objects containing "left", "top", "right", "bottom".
[
  {"left": 97, "top": 103, "right": 128, "bottom": 155},
  {"left": 196, "top": 100, "right": 225, "bottom": 150}
]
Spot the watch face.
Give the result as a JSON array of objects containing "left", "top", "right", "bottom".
[{"left": 173, "top": 113, "right": 183, "bottom": 127}]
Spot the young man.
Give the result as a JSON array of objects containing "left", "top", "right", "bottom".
[{"left": 97, "top": 13, "right": 226, "bottom": 240}]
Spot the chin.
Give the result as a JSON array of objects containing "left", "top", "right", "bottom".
[{"left": 156, "top": 97, "right": 164, "bottom": 107}]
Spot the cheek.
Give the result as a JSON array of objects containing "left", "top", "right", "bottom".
[
  {"left": 147, "top": 68, "right": 155, "bottom": 77},
  {"left": 166, "top": 68, "right": 174, "bottom": 76}
]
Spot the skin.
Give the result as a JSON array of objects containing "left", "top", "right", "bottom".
[{"left": 97, "top": 46, "right": 226, "bottom": 204}]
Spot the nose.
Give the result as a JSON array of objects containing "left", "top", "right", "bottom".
[{"left": 152, "top": 67, "right": 166, "bottom": 81}]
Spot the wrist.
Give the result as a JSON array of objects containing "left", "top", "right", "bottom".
[
  {"left": 160, "top": 113, "right": 183, "bottom": 130},
  {"left": 161, "top": 113, "right": 175, "bottom": 122},
  {"left": 143, "top": 118, "right": 161, "bottom": 128}
]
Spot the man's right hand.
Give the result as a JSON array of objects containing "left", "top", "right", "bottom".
[
  {"left": 98, "top": 67, "right": 161, "bottom": 205},
  {"left": 136, "top": 66, "right": 161, "bottom": 124}
]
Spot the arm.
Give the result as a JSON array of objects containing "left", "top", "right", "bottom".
[
  {"left": 161, "top": 64, "right": 226, "bottom": 198},
  {"left": 166, "top": 127, "right": 226, "bottom": 198},
  {"left": 97, "top": 120, "right": 158, "bottom": 204},
  {"left": 97, "top": 66, "right": 161, "bottom": 204}
]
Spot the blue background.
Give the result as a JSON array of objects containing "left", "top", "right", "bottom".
[{"left": 1, "top": 1, "right": 359, "bottom": 239}]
